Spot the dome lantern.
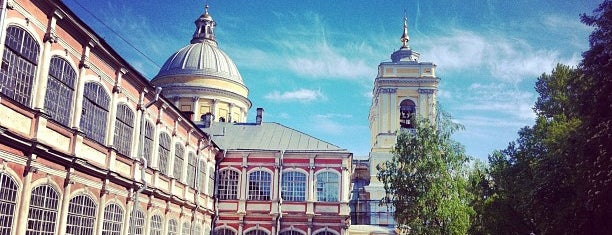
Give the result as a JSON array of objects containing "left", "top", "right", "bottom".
[{"left": 191, "top": 5, "right": 216, "bottom": 44}]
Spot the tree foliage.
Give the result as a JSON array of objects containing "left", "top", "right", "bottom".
[
  {"left": 378, "top": 110, "right": 473, "bottom": 235},
  {"left": 471, "top": 1, "right": 612, "bottom": 234}
]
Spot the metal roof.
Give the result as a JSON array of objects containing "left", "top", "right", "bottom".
[{"left": 201, "top": 122, "right": 346, "bottom": 152}]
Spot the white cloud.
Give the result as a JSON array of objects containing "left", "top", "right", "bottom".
[
  {"left": 311, "top": 113, "right": 355, "bottom": 135},
  {"left": 456, "top": 83, "right": 536, "bottom": 121},
  {"left": 421, "top": 30, "right": 575, "bottom": 83},
  {"left": 264, "top": 89, "right": 326, "bottom": 103},
  {"left": 226, "top": 12, "right": 377, "bottom": 82},
  {"left": 286, "top": 44, "right": 373, "bottom": 79}
]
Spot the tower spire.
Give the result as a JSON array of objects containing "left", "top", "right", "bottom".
[
  {"left": 400, "top": 10, "right": 410, "bottom": 49},
  {"left": 191, "top": 4, "right": 216, "bottom": 44}
]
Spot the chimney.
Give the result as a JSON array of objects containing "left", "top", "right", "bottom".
[
  {"left": 256, "top": 108, "right": 264, "bottom": 125},
  {"left": 201, "top": 113, "right": 214, "bottom": 128}
]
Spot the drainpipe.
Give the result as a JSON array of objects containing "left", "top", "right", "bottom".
[
  {"left": 212, "top": 149, "right": 225, "bottom": 234},
  {"left": 129, "top": 87, "right": 162, "bottom": 235},
  {"left": 0, "top": 0, "right": 8, "bottom": 41},
  {"left": 275, "top": 150, "right": 284, "bottom": 233},
  {"left": 196, "top": 138, "right": 215, "bottom": 234}
]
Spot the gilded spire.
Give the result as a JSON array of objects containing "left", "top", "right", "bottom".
[
  {"left": 191, "top": 4, "right": 216, "bottom": 44},
  {"left": 400, "top": 11, "right": 410, "bottom": 49}
]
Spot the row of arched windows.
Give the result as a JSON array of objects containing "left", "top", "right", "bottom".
[
  {"left": 0, "top": 172, "right": 207, "bottom": 235},
  {"left": 0, "top": 26, "right": 213, "bottom": 192},
  {"left": 213, "top": 228, "right": 338, "bottom": 235},
  {"left": 217, "top": 169, "right": 340, "bottom": 202}
]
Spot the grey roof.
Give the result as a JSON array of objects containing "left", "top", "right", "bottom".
[{"left": 200, "top": 122, "right": 346, "bottom": 152}]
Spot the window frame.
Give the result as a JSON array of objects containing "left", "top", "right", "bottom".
[
  {"left": 186, "top": 152, "right": 197, "bottom": 188},
  {"left": 80, "top": 82, "right": 110, "bottom": 144},
  {"left": 0, "top": 173, "right": 18, "bottom": 234},
  {"left": 44, "top": 56, "right": 76, "bottom": 126},
  {"left": 158, "top": 132, "right": 171, "bottom": 175},
  {"left": 214, "top": 228, "right": 236, "bottom": 235},
  {"left": 142, "top": 120, "right": 154, "bottom": 164},
  {"left": 66, "top": 194, "right": 97, "bottom": 235},
  {"left": 102, "top": 203, "right": 124, "bottom": 235},
  {"left": 281, "top": 171, "right": 307, "bottom": 202},
  {"left": 128, "top": 208, "right": 145, "bottom": 235},
  {"left": 149, "top": 214, "right": 163, "bottom": 235},
  {"left": 173, "top": 143, "right": 185, "bottom": 181},
  {"left": 113, "top": 103, "right": 135, "bottom": 157},
  {"left": 248, "top": 170, "right": 272, "bottom": 201},
  {"left": 316, "top": 171, "right": 340, "bottom": 202},
  {"left": 167, "top": 219, "right": 178, "bottom": 235},
  {"left": 26, "top": 184, "right": 60, "bottom": 235},
  {"left": 217, "top": 168, "right": 240, "bottom": 200},
  {"left": 0, "top": 25, "right": 40, "bottom": 107}
]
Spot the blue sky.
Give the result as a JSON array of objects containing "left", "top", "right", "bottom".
[{"left": 63, "top": 0, "right": 600, "bottom": 160}]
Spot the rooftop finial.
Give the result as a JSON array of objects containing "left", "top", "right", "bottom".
[
  {"left": 401, "top": 10, "right": 410, "bottom": 49},
  {"left": 191, "top": 3, "right": 216, "bottom": 44}
]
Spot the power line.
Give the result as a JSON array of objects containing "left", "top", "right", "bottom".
[{"left": 68, "top": 0, "right": 162, "bottom": 69}]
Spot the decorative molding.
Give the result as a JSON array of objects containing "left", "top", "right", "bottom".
[
  {"left": 418, "top": 88, "right": 436, "bottom": 94},
  {"left": 379, "top": 88, "right": 397, "bottom": 94}
]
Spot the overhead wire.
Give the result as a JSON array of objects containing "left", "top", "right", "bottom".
[{"left": 67, "top": 0, "right": 162, "bottom": 69}]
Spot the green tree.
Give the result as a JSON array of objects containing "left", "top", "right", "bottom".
[
  {"left": 472, "top": 64, "right": 582, "bottom": 234},
  {"left": 377, "top": 110, "right": 473, "bottom": 235},
  {"left": 574, "top": 0, "right": 612, "bottom": 232}
]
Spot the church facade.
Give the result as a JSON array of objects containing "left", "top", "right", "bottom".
[
  {"left": 349, "top": 16, "right": 439, "bottom": 231},
  {"left": 0, "top": 0, "right": 352, "bottom": 235}
]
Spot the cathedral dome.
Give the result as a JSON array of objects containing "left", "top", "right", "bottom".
[
  {"left": 155, "top": 40, "right": 244, "bottom": 85},
  {"left": 152, "top": 5, "right": 251, "bottom": 123}
]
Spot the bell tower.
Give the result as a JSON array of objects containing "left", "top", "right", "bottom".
[{"left": 363, "top": 14, "right": 440, "bottom": 226}]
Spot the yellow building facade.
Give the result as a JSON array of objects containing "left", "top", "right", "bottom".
[{"left": 361, "top": 16, "right": 439, "bottom": 228}]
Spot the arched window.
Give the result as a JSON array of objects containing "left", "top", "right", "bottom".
[
  {"left": 282, "top": 171, "right": 306, "bottom": 201},
  {"left": 143, "top": 121, "right": 154, "bottom": 164},
  {"left": 27, "top": 185, "right": 59, "bottom": 234},
  {"left": 66, "top": 195, "right": 97, "bottom": 235},
  {"left": 280, "top": 230, "right": 305, "bottom": 235},
  {"left": 399, "top": 99, "right": 416, "bottom": 129},
  {"left": 245, "top": 230, "right": 268, "bottom": 235},
  {"left": 149, "top": 214, "right": 163, "bottom": 235},
  {"left": 0, "top": 173, "right": 18, "bottom": 234},
  {"left": 167, "top": 219, "right": 178, "bottom": 235},
  {"left": 113, "top": 104, "right": 134, "bottom": 156},
  {"left": 187, "top": 152, "right": 197, "bottom": 188},
  {"left": 316, "top": 172, "right": 339, "bottom": 202},
  {"left": 198, "top": 161, "right": 207, "bottom": 190},
  {"left": 217, "top": 169, "right": 239, "bottom": 200},
  {"left": 181, "top": 222, "right": 190, "bottom": 235},
  {"left": 81, "top": 82, "right": 109, "bottom": 144},
  {"left": 208, "top": 165, "right": 215, "bottom": 196},
  {"left": 158, "top": 133, "right": 171, "bottom": 175},
  {"left": 128, "top": 209, "right": 145, "bottom": 235},
  {"left": 248, "top": 171, "right": 271, "bottom": 201},
  {"left": 192, "top": 225, "right": 201, "bottom": 235},
  {"left": 215, "top": 228, "right": 235, "bottom": 235},
  {"left": 173, "top": 144, "right": 185, "bottom": 181},
  {"left": 102, "top": 203, "right": 123, "bottom": 235},
  {"left": 0, "top": 26, "right": 40, "bottom": 106},
  {"left": 315, "top": 232, "right": 336, "bottom": 235},
  {"left": 44, "top": 56, "right": 76, "bottom": 126}
]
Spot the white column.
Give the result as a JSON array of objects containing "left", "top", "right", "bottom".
[
  {"left": 131, "top": 88, "right": 145, "bottom": 159},
  {"left": 71, "top": 41, "right": 94, "bottom": 129},
  {"left": 94, "top": 183, "right": 108, "bottom": 235},
  {"left": 14, "top": 157, "right": 36, "bottom": 235},
  {"left": 56, "top": 170, "right": 74, "bottom": 235},
  {"left": 33, "top": 11, "right": 62, "bottom": 110},
  {"left": 192, "top": 97, "right": 199, "bottom": 122},
  {"left": 227, "top": 103, "right": 234, "bottom": 122}
]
